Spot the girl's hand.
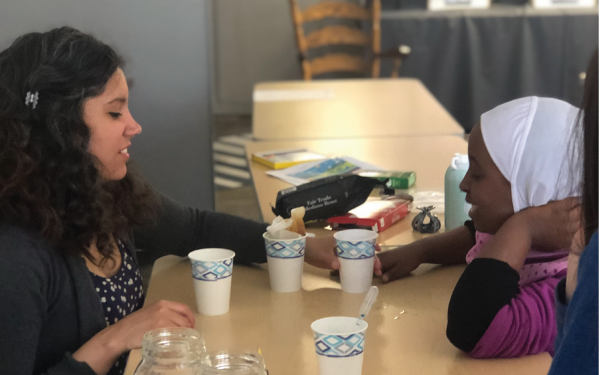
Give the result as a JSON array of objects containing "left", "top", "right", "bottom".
[
  {"left": 304, "top": 235, "right": 382, "bottom": 276},
  {"left": 520, "top": 197, "right": 581, "bottom": 251},
  {"left": 106, "top": 300, "right": 195, "bottom": 353},
  {"left": 378, "top": 245, "right": 422, "bottom": 283}
]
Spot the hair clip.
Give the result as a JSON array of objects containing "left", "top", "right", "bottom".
[{"left": 25, "top": 91, "right": 39, "bottom": 109}]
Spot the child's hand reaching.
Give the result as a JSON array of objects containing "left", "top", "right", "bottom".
[
  {"left": 378, "top": 245, "right": 423, "bottom": 282},
  {"left": 304, "top": 235, "right": 382, "bottom": 275},
  {"left": 378, "top": 226, "right": 477, "bottom": 283}
]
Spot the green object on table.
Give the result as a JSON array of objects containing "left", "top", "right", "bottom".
[{"left": 358, "top": 171, "right": 416, "bottom": 189}]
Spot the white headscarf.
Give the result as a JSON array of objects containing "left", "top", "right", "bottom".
[{"left": 480, "top": 96, "right": 580, "bottom": 213}]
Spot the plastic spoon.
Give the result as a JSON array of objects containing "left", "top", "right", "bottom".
[{"left": 357, "top": 286, "right": 379, "bottom": 325}]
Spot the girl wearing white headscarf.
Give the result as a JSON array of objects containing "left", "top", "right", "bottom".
[
  {"left": 445, "top": 96, "right": 580, "bottom": 358},
  {"left": 378, "top": 96, "right": 581, "bottom": 359}
]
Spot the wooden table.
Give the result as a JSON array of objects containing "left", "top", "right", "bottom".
[
  {"left": 252, "top": 79, "right": 465, "bottom": 140},
  {"left": 246, "top": 135, "right": 468, "bottom": 246},
  {"left": 125, "top": 258, "right": 551, "bottom": 375},
  {"left": 125, "top": 135, "right": 552, "bottom": 374}
]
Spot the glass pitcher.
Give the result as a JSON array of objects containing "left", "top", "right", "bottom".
[
  {"left": 199, "top": 350, "right": 267, "bottom": 375},
  {"left": 134, "top": 327, "right": 206, "bottom": 375}
]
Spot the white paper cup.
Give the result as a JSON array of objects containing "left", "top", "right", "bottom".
[
  {"left": 334, "top": 230, "right": 378, "bottom": 293},
  {"left": 188, "top": 248, "right": 235, "bottom": 316},
  {"left": 263, "top": 233, "right": 306, "bottom": 293},
  {"left": 311, "top": 317, "right": 368, "bottom": 375}
]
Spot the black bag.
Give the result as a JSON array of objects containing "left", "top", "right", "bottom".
[{"left": 271, "top": 175, "right": 389, "bottom": 222}]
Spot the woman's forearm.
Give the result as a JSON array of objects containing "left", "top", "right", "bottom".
[{"left": 72, "top": 326, "right": 123, "bottom": 375}]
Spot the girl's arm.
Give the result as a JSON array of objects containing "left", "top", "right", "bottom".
[
  {"left": 477, "top": 197, "right": 580, "bottom": 271},
  {"left": 447, "top": 261, "right": 564, "bottom": 358},
  {"left": 446, "top": 198, "right": 580, "bottom": 358},
  {"left": 378, "top": 223, "right": 476, "bottom": 282}
]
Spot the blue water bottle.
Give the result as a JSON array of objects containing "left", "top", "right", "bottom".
[{"left": 444, "top": 154, "right": 471, "bottom": 231}]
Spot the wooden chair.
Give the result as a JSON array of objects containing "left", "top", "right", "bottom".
[{"left": 289, "top": 0, "right": 411, "bottom": 80}]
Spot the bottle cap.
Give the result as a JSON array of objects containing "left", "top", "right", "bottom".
[{"left": 451, "top": 153, "right": 469, "bottom": 170}]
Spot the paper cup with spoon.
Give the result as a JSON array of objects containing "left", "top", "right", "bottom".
[{"left": 311, "top": 286, "right": 379, "bottom": 375}]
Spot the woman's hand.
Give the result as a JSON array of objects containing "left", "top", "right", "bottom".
[
  {"left": 304, "top": 235, "right": 382, "bottom": 276},
  {"left": 106, "top": 300, "right": 196, "bottom": 353},
  {"left": 73, "top": 300, "right": 195, "bottom": 375}
]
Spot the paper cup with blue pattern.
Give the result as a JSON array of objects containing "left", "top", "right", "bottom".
[
  {"left": 334, "top": 229, "right": 378, "bottom": 293},
  {"left": 188, "top": 248, "right": 235, "bottom": 316},
  {"left": 311, "top": 316, "right": 369, "bottom": 375},
  {"left": 263, "top": 232, "right": 306, "bottom": 293}
]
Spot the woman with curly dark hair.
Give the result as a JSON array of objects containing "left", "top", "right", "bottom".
[{"left": 0, "top": 27, "right": 348, "bottom": 375}]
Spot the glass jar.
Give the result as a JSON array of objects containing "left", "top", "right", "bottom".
[
  {"left": 133, "top": 327, "right": 207, "bottom": 375},
  {"left": 199, "top": 350, "right": 267, "bottom": 375}
]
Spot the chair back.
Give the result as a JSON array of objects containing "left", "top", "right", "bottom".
[{"left": 289, "top": 0, "right": 383, "bottom": 80}]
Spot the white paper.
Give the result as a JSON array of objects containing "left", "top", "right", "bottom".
[
  {"left": 532, "top": 0, "right": 595, "bottom": 8},
  {"left": 265, "top": 157, "right": 384, "bottom": 186},
  {"left": 428, "top": 0, "right": 490, "bottom": 10}
]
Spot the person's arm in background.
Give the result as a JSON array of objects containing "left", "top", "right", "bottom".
[
  {"left": 446, "top": 198, "right": 580, "bottom": 358},
  {"left": 548, "top": 231, "right": 598, "bottom": 375},
  {"left": 378, "top": 223, "right": 476, "bottom": 282},
  {"left": 133, "top": 193, "right": 344, "bottom": 269}
]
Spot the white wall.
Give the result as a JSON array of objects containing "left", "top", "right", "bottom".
[
  {"left": 210, "top": 0, "right": 343, "bottom": 115},
  {"left": 0, "top": 0, "right": 214, "bottom": 210}
]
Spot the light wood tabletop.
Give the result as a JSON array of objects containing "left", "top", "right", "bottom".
[
  {"left": 124, "top": 135, "right": 552, "bottom": 374},
  {"left": 246, "top": 135, "right": 468, "bottom": 246},
  {"left": 252, "top": 78, "right": 465, "bottom": 140},
  {"left": 125, "top": 258, "right": 551, "bottom": 375}
]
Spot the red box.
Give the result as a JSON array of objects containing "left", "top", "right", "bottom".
[{"left": 327, "top": 197, "right": 411, "bottom": 232}]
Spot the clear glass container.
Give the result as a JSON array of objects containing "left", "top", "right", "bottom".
[
  {"left": 133, "top": 327, "right": 207, "bottom": 375},
  {"left": 199, "top": 350, "right": 267, "bottom": 375}
]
